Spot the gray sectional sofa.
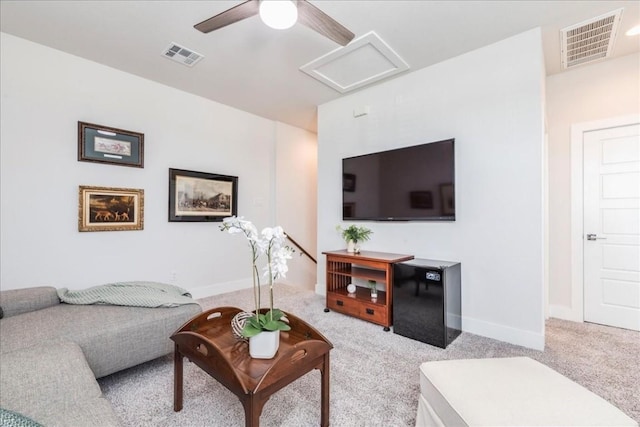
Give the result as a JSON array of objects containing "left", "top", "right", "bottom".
[{"left": 0, "top": 286, "right": 202, "bottom": 426}]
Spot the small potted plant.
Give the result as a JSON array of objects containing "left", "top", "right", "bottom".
[
  {"left": 368, "top": 280, "right": 378, "bottom": 299},
  {"left": 336, "top": 224, "right": 373, "bottom": 253}
]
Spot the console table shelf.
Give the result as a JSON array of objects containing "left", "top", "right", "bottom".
[
  {"left": 326, "top": 266, "right": 387, "bottom": 283},
  {"left": 323, "top": 250, "right": 413, "bottom": 330}
]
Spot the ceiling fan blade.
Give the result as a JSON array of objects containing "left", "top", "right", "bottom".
[
  {"left": 297, "top": 0, "right": 355, "bottom": 46},
  {"left": 194, "top": 0, "right": 260, "bottom": 34}
]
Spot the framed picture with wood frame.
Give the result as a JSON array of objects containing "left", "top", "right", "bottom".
[
  {"left": 78, "top": 121, "right": 144, "bottom": 168},
  {"left": 169, "top": 168, "right": 238, "bottom": 222},
  {"left": 78, "top": 186, "right": 144, "bottom": 232}
]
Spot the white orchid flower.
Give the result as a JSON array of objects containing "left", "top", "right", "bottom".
[{"left": 221, "top": 217, "right": 295, "bottom": 331}]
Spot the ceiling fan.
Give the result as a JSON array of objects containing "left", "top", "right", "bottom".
[{"left": 194, "top": 0, "right": 355, "bottom": 46}]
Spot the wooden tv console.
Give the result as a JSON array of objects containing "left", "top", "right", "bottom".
[{"left": 322, "top": 250, "right": 414, "bottom": 331}]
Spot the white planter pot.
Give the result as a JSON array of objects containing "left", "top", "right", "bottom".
[
  {"left": 249, "top": 330, "right": 280, "bottom": 359},
  {"left": 347, "top": 240, "right": 360, "bottom": 253}
]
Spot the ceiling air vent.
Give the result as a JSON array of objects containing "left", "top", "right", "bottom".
[
  {"left": 560, "top": 8, "right": 623, "bottom": 69},
  {"left": 161, "top": 42, "right": 204, "bottom": 67}
]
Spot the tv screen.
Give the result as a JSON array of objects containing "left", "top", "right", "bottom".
[{"left": 342, "top": 139, "right": 455, "bottom": 221}]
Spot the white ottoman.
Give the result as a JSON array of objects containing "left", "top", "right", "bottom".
[{"left": 417, "top": 357, "right": 637, "bottom": 427}]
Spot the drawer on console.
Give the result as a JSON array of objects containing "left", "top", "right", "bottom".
[
  {"left": 358, "top": 301, "right": 388, "bottom": 325},
  {"left": 327, "top": 293, "right": 360, "bottom": 316}
]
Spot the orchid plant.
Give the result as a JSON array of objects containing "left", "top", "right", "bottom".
[{"left": 220, "top": 217, "right": 294, "bottom": 338}]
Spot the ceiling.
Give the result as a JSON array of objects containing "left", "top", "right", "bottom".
[{"left": 1, "top": 1, "right": 639, "bottom": 133}]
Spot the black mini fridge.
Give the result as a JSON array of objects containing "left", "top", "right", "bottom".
[{"left": 393, "top": 259, "right": 461, "bottom": 348}]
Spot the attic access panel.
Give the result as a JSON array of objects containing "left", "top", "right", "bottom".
[{"left": 300, "top": 31, "right": 409, "bottom": 93}]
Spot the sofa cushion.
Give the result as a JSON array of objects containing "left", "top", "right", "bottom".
[
  {"left": 0, "top": 302, "right": 201, "bottom": 378},
  {"left": 0, "top": 340, "right": 119, "bottom": 426},
  {"left": 0, "top": 287, "right": 59, "bottom": 318}
]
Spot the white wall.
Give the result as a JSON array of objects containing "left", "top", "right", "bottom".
[
  {"left": 317, "top": 29, "right": 546, "bottom": 349},
  {"left": 275, "top": 122, "right": 318, "bottom": 290},
  {"left": 0, "top": 33, "right": 317, "bottom": 298},
  {"left": 546, "top": 53, "right": 640, "bottom": 317}
]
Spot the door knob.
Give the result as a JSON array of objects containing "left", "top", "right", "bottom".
[{"left": 586, "top": 234, "right": 607, "bottom": 241}]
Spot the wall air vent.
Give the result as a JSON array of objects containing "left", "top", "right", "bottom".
[
  {"left": 560, "top": 8, "right": 623, "bottom": 69},
  {"left": 161, "top": 42, "right": 204, "bottom": 67}
]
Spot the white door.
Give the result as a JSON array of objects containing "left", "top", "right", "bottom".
[{"left": 583, "top": 123, "right": 640, "bottom": 331}]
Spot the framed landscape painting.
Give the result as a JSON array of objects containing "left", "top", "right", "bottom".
[
  {"left": 78, "top": 121, "right": 144, "bottom": 168},
  {"left": 168, "top": 168, "right": 238, "bottom": 222},
  {"left": 78, "top": 186, "right": 144, "bottom": 232}
]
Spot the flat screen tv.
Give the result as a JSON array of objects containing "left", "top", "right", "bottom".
[{"left": 342, "top": 139, "right": 455, "bottom": 221}]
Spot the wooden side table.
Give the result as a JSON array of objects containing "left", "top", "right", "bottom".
[
  {"left": 171, "top": 307, "right": 333, "bottom": 427},
  {"left": 323, "top": 250, "right": 414, "bottom": 330}
]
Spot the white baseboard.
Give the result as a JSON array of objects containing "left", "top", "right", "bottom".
[
  {"left": 463, "top": 316, "right": 545, "bottom": 351},
  {"left": 191, "top": 280, "right": 321, "bottom": 300},
  {"left": 189, "top": 278, "right": 252, "bottom": 300},
  {"left": 313, "top": 282, "right": 542, "bottom": 350},
  {"left": 308, "top": 283, "right": 545, "bottom": 350},
  {"left": 548, "top": 304, "right": 583, "bottom": 322}
]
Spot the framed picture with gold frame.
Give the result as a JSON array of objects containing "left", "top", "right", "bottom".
[{"left": 78, "top": 186, "right": 144, "bottom": 232}]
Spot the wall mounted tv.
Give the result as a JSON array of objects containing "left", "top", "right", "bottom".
[{"left": 342, "top": 139, "right": 455, "bottom": 221}]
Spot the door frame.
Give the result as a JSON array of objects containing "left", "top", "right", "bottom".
[{"left": 570, "top": 114, "right": 640, "bottom": 322}]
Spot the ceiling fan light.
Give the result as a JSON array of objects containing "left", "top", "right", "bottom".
[
  {"left": 626, "top": 25, "right": 640, "bottom": 36},
  {"left": 259, "top": 0, "right": 298, "bottom": 30}
]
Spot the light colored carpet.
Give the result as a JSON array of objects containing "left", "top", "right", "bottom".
[{"left": 99, "top": 284, "right": 640, "bottom": 426}]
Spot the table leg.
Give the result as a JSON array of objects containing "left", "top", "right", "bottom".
[
  {"left": 174, "top": 344, "right": 184, "bottom": 412},
  {"left": 242, "top": 395, "right": 263, "bottom": 427},
  {"left": 321, "top": 353, "right": 330, "bottom": 427}
]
